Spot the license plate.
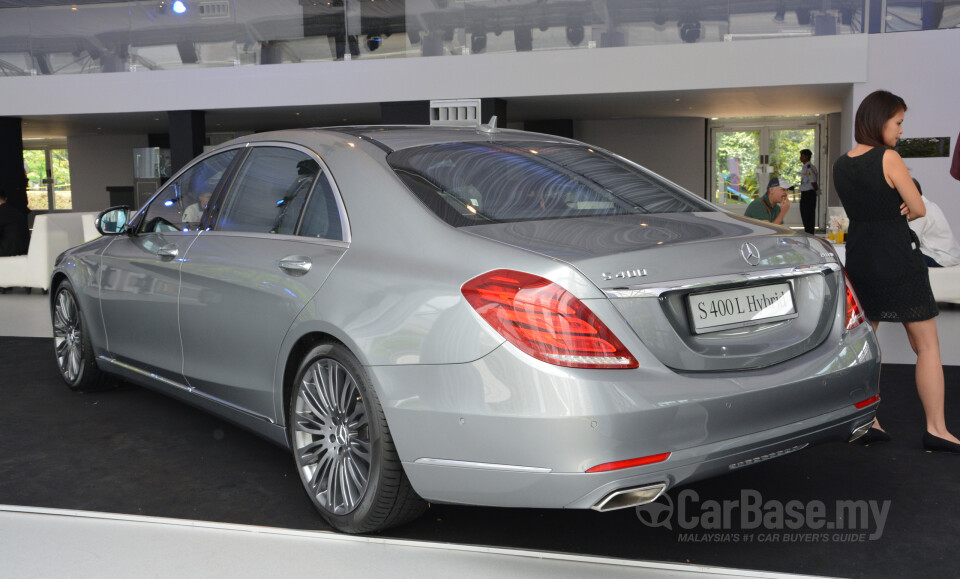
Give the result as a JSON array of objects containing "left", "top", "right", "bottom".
[{"left": 687, "top": 282, "right": 797, "bottom": 334}]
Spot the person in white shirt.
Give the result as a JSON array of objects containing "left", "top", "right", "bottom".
[
  {"left": 182, "top": 191, "right": 212, "bottom": 225},
  {"left": 908, "top": 179, "right": 960, "bottom": 267},
  {"left": 798, "top": 148, "right": 820, "bottom": 234}
]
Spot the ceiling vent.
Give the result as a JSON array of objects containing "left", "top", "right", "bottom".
[
  {"left": 198, "top": 2, "right": 230, "bottom": 18},
  {"left": 430, "top": 99, "right": 481, "bottom": 127}
]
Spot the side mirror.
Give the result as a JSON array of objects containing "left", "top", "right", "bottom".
[{"left": 96, "top": 206, "right": 130, "bottom": 235}]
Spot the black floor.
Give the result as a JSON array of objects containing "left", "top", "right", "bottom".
[{"left": 2, "top": 337, "right": 958, "bottom": 578}]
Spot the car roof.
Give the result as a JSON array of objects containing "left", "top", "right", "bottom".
[{"left": 235, "top": 125, "right": 584, "bottom": 154}]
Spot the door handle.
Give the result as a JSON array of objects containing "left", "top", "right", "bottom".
[
  {"left": 279, "top": 256, "right": 312, "bottom": 276},
  {"left": 157, "top": 244, "right": 179, "bottom": 261}
]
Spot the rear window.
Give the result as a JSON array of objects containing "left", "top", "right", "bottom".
[{"left": 387, "top": 141, "right": 714, "bottom": 227}]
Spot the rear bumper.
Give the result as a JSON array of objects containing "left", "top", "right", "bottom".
[
  {"left": 401, "top": 404, "right": 876, "bottom": 509},
  {"left": 369, "top": 323, "right": 880, "bottom": 510}
]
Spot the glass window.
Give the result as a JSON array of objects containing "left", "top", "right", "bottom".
[
  {"left": 217, "top": 147, "right": 320, "bottom": 234},
  {"left": 139, "top": 150, "right": 238, "bottom": 233},
  {"left": 387, "top": 141, "right": 714, "bottom": 228},
  {"left": 298, "top": 176, "right": 343, "bottom": 241}
]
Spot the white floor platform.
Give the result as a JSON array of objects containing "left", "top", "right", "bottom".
[{"left": 0, "top": 506, "right": 818, "bottom": 579}]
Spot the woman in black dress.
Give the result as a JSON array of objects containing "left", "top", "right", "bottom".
[{"left": 833, "top": 90, "right": 959, "bottom": 453}]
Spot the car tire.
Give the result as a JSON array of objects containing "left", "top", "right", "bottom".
[
  {"left": 289, "top": 342, "right": 427, "bottom": 533},
  {"left": 52, "top": 280, "right": 114, "bottom": 392}
]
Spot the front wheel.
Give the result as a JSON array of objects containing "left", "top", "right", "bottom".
[
  {"left": 52, "top": 281, "right": 113, "bottom": 392},
  {"left": 289, "top": 343, "right": 426, "bottom": 533}
]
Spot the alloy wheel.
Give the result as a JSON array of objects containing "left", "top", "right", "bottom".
[
  {"left": 293, "top": 358, "right": 371, "bottom": 515},
  {"left": 53, "top": 289, "right": 82, "bottom": 383}
]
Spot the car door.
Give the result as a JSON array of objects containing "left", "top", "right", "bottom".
[
  {"left": 179, "top": 144, "right": 348, "bottom": 422},
  {"left": 98, "top": 149, "right": 240, "bottom": 382}
]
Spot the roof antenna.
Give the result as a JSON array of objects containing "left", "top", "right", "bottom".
[{"left": 478, "top": 116, "right": 499, "bottom": 134}]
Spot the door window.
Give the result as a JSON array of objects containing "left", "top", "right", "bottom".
[
  {"left": 139, "top": 150, "right": 238, "bottom": 233},
  {"left": 216, "top": 147, "right": 320, "bottom": 235},
  {"left": 299, "top": 174, "right": 343, "bottom": 241}
]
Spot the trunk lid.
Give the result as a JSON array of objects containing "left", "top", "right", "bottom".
[{"left": 463, "top": 212, "right": 843, "bottom": 371}]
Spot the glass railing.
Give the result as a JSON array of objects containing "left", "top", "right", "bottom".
[{"left": 0, "top": 0, "right": 953, "bottom": 77}]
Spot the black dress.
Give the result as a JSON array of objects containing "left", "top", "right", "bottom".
[{"left": 832, "top": 147, "right": 938, "bottom": 322}]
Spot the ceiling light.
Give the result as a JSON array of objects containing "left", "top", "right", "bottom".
[
  {"left": 514, "top": 27, "right": 533, "bottom": 52},
  {"left": 471, "top": 32, "right": 487, "bottom": 54},
  {"left": 678, "top": 20, "right": 701, "bottom": 43},
  {"left": 840, "top": 8, "right": 854, "bottom": 26},
  {"left": 566, "top": 16, "right": 584, "bottom": 46}
]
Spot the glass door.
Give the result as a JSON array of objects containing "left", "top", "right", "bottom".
[
  {"left": 769, "top": 127, "right": 818, "bottom": 229},
  {"left": 711, "top": 119, "right": 823, "bottom": 230},
  {"left": 713, "top": 129, "right": 760, "bottom": 207},
  {"left": 24, "top": 145, "right": 71, "bottom": 211}
]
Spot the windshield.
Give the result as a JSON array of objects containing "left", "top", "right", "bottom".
[{"left": 387, "top": 141, "right": 715, "bottom": 227}]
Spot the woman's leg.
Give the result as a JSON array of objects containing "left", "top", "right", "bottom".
[
  {"left": 904, "top": 318, "right": 959, "bottom": 443},
  {"left": 871, "top": 321, "right": 885, "bottom": 432}
]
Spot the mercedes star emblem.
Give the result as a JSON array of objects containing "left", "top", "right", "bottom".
[{"left": 740, "top": 242, "right": 761, "bottom": 266}]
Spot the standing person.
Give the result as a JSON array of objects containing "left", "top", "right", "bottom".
[
  {"left": 908, "top": 178, "right": 960, "bottom": 267},
  {"left": 798, "top": 148, "right": 820, "bottom": 234},
  {"left": 744, "top": 177, "right": 792, "bottom": 225},
  {"left": 0, "top": 189, "right": 30, "bottom": 257},
  {"left": 833, "top": 89, "right": 959, "bottom": 453},
  {"left": 951, "top": 129, "right": 960, "bottom": 181}
]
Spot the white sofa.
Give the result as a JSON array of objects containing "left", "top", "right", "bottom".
[
  {"left": 928, "top": 266, "right": 960, "bottom": 305},
  {"left": 0, "top": 212, "right": 96, "bottom": 293}
]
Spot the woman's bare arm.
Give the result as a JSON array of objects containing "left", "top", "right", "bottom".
[{"left": 883, "top": 149, "right": 925, "bottom": 220}]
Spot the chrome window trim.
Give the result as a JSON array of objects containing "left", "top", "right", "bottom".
[
  {"left": 98, "top": 356, "right": 274, "bottom": 424},
  {"left": 413, "top": 458, "right": 552, "bottom": 474},
  {"left": 194, "top": 229, "right": 349, "bottom": 249},
  {"left": 603, "top": 263, "right": 841, "bottom": 299}
]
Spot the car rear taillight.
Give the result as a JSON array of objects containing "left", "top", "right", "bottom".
[
  {"left": 462, "top": 269, "right": 638, "bottom": 369},
  {"left": 843, "top": 272, "right": 866, "bottom": 330}
]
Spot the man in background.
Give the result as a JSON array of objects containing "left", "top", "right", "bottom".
[
  {"left": 909, "top": 178, "right": 960, "bottom": 267},
  {"left": 745, "top": 177, "right": 792, "bottom": 225},
  {"left": 798, "top": 148, "right": 820, "bottom": 234}
]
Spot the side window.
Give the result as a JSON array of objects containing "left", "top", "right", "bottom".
[
  {"left": 217, "top": 147, "right": 319, "bottom": 235},
  {"left": 299, "top": 175, "right": 343, "bottom": 241},
  {"left": 140, "top": 150, "right": 238, "bottom": 233}
]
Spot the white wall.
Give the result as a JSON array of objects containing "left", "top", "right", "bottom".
[
  {"left": 67, "top": 134, "right": 148, "bottom": 212},
  {"left": 574, "top": 118, "right": 706, "bottom": 196},
  {"left": 846, "top": 28, "right": 960, "bottom": 229}
]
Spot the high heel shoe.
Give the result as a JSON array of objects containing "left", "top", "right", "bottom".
[
  {"left": 922, "top": 432, "right": 960, "bottom": 454},
  {"left": 857, "top": 427, "right": 892, "bottom": 445}
]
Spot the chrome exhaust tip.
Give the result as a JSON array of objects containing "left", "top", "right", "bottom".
[
  {"left": 591, "top": 483, "right": 667, "bottom": 512},
  {"left": 849, "top": 419, "right": 876, "bottom": 442}
]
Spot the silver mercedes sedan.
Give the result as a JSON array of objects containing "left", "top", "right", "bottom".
[{"left": 50, "top": 124, "right": 880, "bottom": 533}]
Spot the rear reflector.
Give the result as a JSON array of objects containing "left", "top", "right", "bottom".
[
  {"left": 854, "top": 394, "right": 880, "bottom": 409},
  {"left": 843, "top": 271, "right": 866, "bottom": 330},
  {"left": 586, "top": 452, "right": 671, "bottom": 473},
  {"left": 462, "top": 270, "right": 638, "bottom": 369}
]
